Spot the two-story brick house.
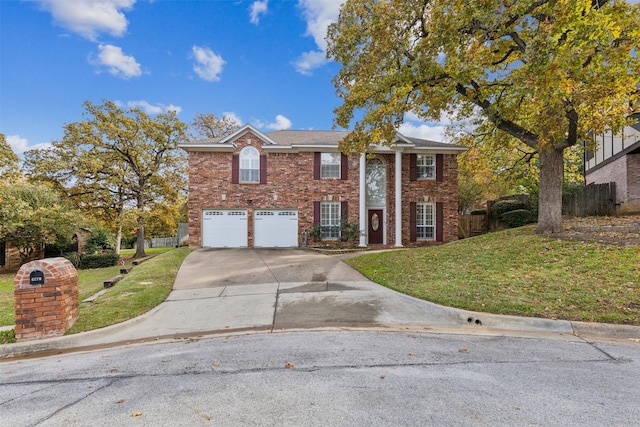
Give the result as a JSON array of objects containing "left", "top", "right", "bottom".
[{"left": 180, "top": 124, "right": 466, "bottom": 248}]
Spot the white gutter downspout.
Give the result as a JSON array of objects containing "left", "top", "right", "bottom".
[
  {"left": 359, "top": 153, "right": 367, "bottom": 247},
  {"left": 395, "top": 150, "right": 403, "bottom": 247}
]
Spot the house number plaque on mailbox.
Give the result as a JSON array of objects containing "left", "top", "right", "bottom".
[{"left": 29, "top": 270, "right": 45, "bottom": 286}]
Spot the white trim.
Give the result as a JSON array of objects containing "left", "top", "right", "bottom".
[
  {"left": 359, "top": 154, "right": 367, "bottom": 247},
  {"left": 395, "top": 150, "right": 403, "bottom": 247}
]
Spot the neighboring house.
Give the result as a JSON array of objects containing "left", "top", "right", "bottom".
[
  {"left": 180, "top": 125, "right": 466, "bottom": 249},
  {"left": 0, "top": 232, "right": 85, "bottom": 273},
  {"left": 584, "top": 113, "right": 640, "bottom": 214},
  {"left": 0, "top": 241, "right": 43, "bottom": 274}
]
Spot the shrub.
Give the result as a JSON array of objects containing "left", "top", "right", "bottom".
[
  {"left": 501, "top": 209, "right": 532, "bottom": 228},
  {"left": 491, "top": 199, "right": 528, "bottom": 219},
  {"left": 309, "top": 220, "right": 362, "bottom": 244},
  {"left": 78, "top": 252, "right": 119, "bottom": 269},
  {"left": 85, "top": 227, "right": 115, "bottom": 254},
  {"left": 470, "top": 209, "right": 487, "bottom": 216}
]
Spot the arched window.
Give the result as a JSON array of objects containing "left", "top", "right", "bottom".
[{"left": 240, "top": 146, "right": 260, "bottom": 183}]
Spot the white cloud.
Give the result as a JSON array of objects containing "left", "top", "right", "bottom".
[
  {"left": 292, "top": 50, "right": 327, "bottom": 76},
  {"left": 293, "top": 0, "right": 342, "bottom": 75},
  {"left": 123, "top": 100, "right": 182, "bottom": 115},
  {"left": 33, "top": 0, "right": 135, "bottom": 41},
  {"left": 249, "top": 1, "right": 268, "bottom": 25},
  {"left": 222, "top": 112, "right": 243, "bottom": 126},
  {"left": 91, "top": 44, "right": 142, "bottom": 79},
  {"left": 398, "top": 122, "right": 446, "bottom": 142},
  {"left": 191, "top": 46, "right": 225, "bottom": 82},
  {"left": 6, "top": 134, "right": 51, "bottom": 153},
  {"left": 266, "top": 115, "right": 292, "bottom": 131}
]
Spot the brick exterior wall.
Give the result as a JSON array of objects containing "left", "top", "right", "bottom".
[
  {"left": 187, "top": 130, "right": 460, "bottom": 247},
  {"left": 586, "top": 153, "right": 640, "bottom": 214},
  {"left": 625, "top": 153, "right": 640, "bottom": 213},
  {"left": 14, "top": 257, "right": 79, "bottom": 341}
]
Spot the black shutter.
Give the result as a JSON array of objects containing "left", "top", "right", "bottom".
[
  {"left": 0, "top": 241, "right": 5, "bottom": 266},
  {"left": 341, "top": 201, "right": 348, "bottom": 221},
  {"left": 231, "top": 154, "right": 239, "bottom": 184},
  {"left": 340, "top": 154, "right": 348, "bottom": 180},
  {"left": 313, "top": 201, "right": 321, "bottom": 225},
  {"left": 436, "top": 202, "right": 444, "bottom": 242},
  {"left": 260, "top": 154, "right": 267, "bottom": 184},
  {"left": 409, "top": 202, "right": 417, "bottom": 242},
  {"left": 436, "top": 154, "right": 443, "bottom": 182},
  {"left": 313, "top": 152, "right": 321, "bottom": 180}
]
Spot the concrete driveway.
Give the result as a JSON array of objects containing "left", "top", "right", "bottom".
[{"left": 3, "top": 248, "right": 636, "bottom": 358}]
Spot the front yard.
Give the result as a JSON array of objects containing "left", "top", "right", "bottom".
[{"left": 346, "top": 218, "right": 640, "bottom": 325}]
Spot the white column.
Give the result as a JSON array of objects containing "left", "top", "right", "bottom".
[
  {"left": 359, "top": 153, "right": 367, "bottom": 247},
  {"left": 395, "top": 150, "right": 403, "bottom": 247}
]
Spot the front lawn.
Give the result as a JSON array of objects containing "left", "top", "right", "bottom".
[
  {"left": 0, "top": 247, "right": 191, "bottom": 343},
  {"left": 345, "top": 226, "right": 640, "bottom": 325}
]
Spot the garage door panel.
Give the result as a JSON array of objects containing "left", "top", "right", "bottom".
[
  {"left": 202, "top": 210, "right": 248, "bottom": 248},
  {"left": 254, "top": 210, "right": 298, "bottom": 248}
]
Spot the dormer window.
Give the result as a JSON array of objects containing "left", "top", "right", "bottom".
[{"left": 240, "top": 146, "right": 260, "bottom": 183}]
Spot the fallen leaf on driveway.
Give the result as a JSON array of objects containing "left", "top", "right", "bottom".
[
  {"left": 285, "top": 363, "right": 294, "bottom": 369},
  {"left": 408, "top": 352, "right": 416, "bottom": 356},
  {"left": 115, "top": 399, "right": 125, "bottom": 404},
  {"left": 459, "top": 348, "right": 468, "bottom": 353},
  {"left": 132, "top": 412, "right": 143, "bottom": 417}
]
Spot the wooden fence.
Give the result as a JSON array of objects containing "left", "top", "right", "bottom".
[
  {"left": 458, "top": 214, "right": 487, "bottom": 239},
  {"left": 562, "top": 182, "right": 617, "bottom": 217}
]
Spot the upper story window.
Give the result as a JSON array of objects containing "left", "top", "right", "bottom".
[
  {"left": 240, "top": 146, "right": 260, "bottom": 183},
  {"left": 417, "top": 154, "right": 435, "bottom": 179},
  {"left": 321, "top": 153, "right": 341, "bottom": 178}
]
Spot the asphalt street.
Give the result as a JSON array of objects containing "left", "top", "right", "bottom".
[{"left": 2, "top": 330, "right": 639, "bottom": 426}]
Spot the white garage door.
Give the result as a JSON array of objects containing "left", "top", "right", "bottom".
[
  {"left": 254, "top": 210, "right": 299, "bottom": 248},
  {"left": 202, "top": 210, "right": 248, "bottom": 248}
]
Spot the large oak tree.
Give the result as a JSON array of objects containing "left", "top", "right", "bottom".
[
  {"left": 26, "top": 101, "right": 187, "bottom": 257},
  {"left": 327, "top": 0, "right": 640, "bottom": 233}
]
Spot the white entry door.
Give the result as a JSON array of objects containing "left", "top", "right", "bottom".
[
  {"left": 254, "top": 210, "right": 299, "bottom": 247},
  {"left": 202, "top": 210, "right": 248, "bottom": 248}
]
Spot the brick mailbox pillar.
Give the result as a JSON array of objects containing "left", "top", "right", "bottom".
[{"left": 14, "top": 257, "right": 79, "bottom": 342}]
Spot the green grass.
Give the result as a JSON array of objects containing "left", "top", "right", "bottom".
[
  {"left": 0, "top": 247, "right": 192, "bottom": 342},
  {"left": 66, "top": 247, "right": 191, "bottom": 334},
  {"left": 119, "top": 247, "right": 174, "bottom": 257},
  {"left": 345, "top": 226, "right": 640, "bottom": 325}
]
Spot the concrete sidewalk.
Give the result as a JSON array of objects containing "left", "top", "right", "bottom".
[{"left": 2, "top": 249, "right": 639, "bottom": 358}]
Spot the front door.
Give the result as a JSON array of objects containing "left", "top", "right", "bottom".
[{"left": 368, "top": 209, "right": 383, "bottom": 244}]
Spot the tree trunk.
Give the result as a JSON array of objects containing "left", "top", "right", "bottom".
[
  {"left": 114, "top": 223, "right": 123, "bottom": 255},
  {"left": 536, "top": 146, "right": 565, "bottom": 234},
  {"left": 134, "top": 215, "right": 146, "bottom": 258},
  {"left": 134, "top": 191, "right": 147, "bottom": 259}
]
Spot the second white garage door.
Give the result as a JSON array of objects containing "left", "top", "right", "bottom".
[
  {"left": 254, "top": 210, "right": 299, "bottom": 247},
  {"left": 202, "top": 210, "right": 248, "bottom": 248}
]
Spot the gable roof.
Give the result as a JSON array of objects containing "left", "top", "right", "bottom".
[{"left": 179, "top": 124, "right": 467, "bottom": 154}]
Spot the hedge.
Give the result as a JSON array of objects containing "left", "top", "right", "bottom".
[
  {"left": 501, "top": 209, "right": 532, "bottom": 228},
  {"left": 65, "top": 252, "right": 119, "bottom": 269},
  {"left": 491, "top": 199, "right": 528, "bottom": 219}
]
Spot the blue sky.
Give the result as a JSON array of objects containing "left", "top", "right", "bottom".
[{"left": 1, "top": 0, "right": 446, "bottom": 154}]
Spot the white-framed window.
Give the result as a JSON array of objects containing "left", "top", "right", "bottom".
[
  {"left": 321, "top": 201, "right": 340, "bottom": 239},
  {"left": 321, "top": 152, "right": 341, "bottom": 178},
  {"left": 240, "top": 146, "right": 260, "bottom": 183},
  {"left": 416, "top": 202, "right": 435, "bottom": 240},
  {"left": 417, "top": 154, "right": 435, "bottom": 179}
]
